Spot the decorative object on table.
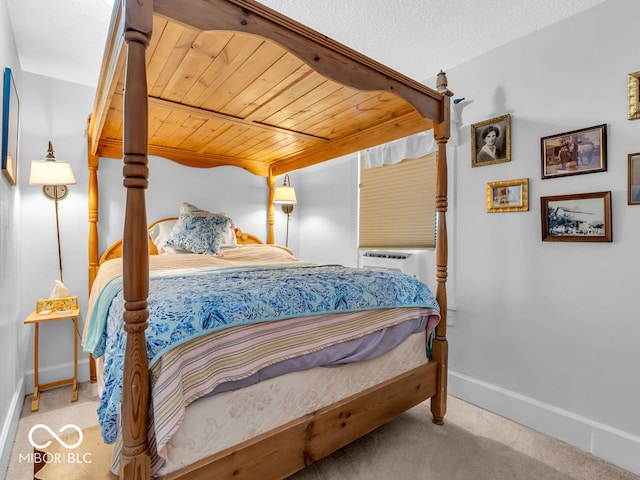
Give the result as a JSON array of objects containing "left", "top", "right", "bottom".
[
  {"left": 628, "top": 71, "right": 640, "bottom": 120},
  {"left": 540, "top": 124, "right": 607, "bottom": 179},
  {"left": 1, "top": 67, "right": 19, "bottom": 185},
  {"left": 540, "top": 191, "right": 612, "bottom": 242},
  {"left": 628, "top": 152, "right": 640, "bottom": 205},
  {"left": 471, "top": 114, "right": 511, "bottom": 167},
  {"left": 486, "top": 178, "right": 529, "bottom": 213},
  {"left": 272, "top": 174, "right": 297, "bottom": 247},
  {"left": 29, "top": 141, "right": 77, "bottom": 282},
  {"left": 35, "top": 295, "right": 78, "bottom": 314}
]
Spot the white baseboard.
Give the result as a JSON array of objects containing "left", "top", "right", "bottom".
[
  {"left": 449, "top": 370, "right": 640, "bottom": 476},
  {"left": 0, "top": 375, "right": 25, "bottom": 478}
]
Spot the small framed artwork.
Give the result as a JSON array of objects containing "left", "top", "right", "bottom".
[
  {"left": 540, "top": 124, "right": 606, "bottom": 179},
  {"left": 471, "top": 114, "right": 511, "bottom": 167},
  {"left": 540, "top": 191, "right": 611, "bottom": 242},
  {"left": 486, "top": 178, "right": 529, "bottom": 213},
  {"left": 628, "top": 152, "right": 640, "bottom": 205},
  {"left": 628, "top": 71, "right": 640, "bottom": 120},
  {"left": 2, "top": 67, "right": 19, "bottom": 185}
]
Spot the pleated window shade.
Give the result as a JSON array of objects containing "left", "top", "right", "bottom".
[{"left": 359, "top": 152, "right": 437, "bottom": 249}]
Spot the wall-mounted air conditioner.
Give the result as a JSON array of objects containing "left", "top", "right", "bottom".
[{"left": 358, "top": 250, "right": 420, "bottom": 278}]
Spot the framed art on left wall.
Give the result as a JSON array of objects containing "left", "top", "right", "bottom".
[{"left": 2, "top": 67, "right": 19, "bottom": 185}]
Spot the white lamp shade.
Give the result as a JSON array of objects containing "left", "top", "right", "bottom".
[
  {"left": 273, "top": 185, "right": 297, "bottom": 204},
  {"left": 29, "top": 160, "right": 77, "bottom": 185}
]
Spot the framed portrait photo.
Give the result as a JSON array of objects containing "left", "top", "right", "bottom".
[
  {"left": 1, "top": 67, "right": 19, "bottom": 186},
  {"left": 486, "top": 178, "right": 528, "bottom": 213},
  {"left": 471, "top": 114, "right": 511, "bottom": 167},
  {"left": 540, "top": 191, "right": 611, "bottom": 242},
  {"left": 540, "top": 124, "right": 606, "bottom": 179},
  {"left": 628, "top": 152, "right": 640, "bottom": 205}
]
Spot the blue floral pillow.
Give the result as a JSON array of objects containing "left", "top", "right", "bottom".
[{"left": 164, "top": 203, "right": 231, "bottom": 255}]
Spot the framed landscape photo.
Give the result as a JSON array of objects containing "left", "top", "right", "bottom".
[
  {"left": 486, "top": 178, "right": 528, "bottom": 213},
  {"left": 471, "top": 114, "right": 511, "bottom": 167},
  {"left": 540, "top": 191, "right": 611, "bottom": 242},
  {"left": 629, "top": 152, "right": 640, "bottom": 205},
  {"left": 1, "top": 67, "right": 19, "bottom": 185},
  {"left": 540, "top": 124, "right": 606, "bottom": 179}
]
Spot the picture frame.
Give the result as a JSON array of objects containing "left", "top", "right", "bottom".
[
  {"left": 540, "top": 124, "right": 607, "bottom": 179},
  {"left": 628, "top": 152, "right": 640, "bottom": 205},
  {"left": 2, "top": 67, "right": 19, "bottom": 185},
  {"left": 540, "top": 191, "right": 611, "bottom": 242},
  {"left": 628, "top": 71, "right": 640, "bottom": 120},
  {"left": 486, "top": 178, "right": 529, "bottom": 213},
  {"left": 471, "top": 114, "right": 511, "bottom": 167}
]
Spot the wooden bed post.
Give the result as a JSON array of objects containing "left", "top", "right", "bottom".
[
  {"left": 88, "top": 146, "right": 99, "bottom": 383},
  {"left": 431, "top": 71, "right": 451, "bottom": 425},
  {"left": 120, "top": 1, "right": 153, "bottom": 479},
  {"left": 267, "top": 172, "right": 276, "bottom": 244}
]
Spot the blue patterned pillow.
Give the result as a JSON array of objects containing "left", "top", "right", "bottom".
[{"left": 164, "top": 203, "right": 231, "bottom": 255}]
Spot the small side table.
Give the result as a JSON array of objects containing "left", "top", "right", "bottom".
[{"left": 23, "top": 308, "right": 80, "bottom": 412}]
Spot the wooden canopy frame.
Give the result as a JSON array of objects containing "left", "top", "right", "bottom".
[{"left": 86, "top": 1, "right": 451, "bottom": 479}]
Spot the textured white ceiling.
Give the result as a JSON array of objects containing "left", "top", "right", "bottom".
[{"left": 6, "top": 0, "right": 605, "bottom": 87}]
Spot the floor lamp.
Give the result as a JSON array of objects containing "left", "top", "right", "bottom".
[
  {"left": 29, "top": 141, "right": 77, "bottom": 283},
  {"left": 273, "top": 174, "right": 297, "bottom": 248}
]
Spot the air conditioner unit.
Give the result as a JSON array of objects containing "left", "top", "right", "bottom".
[{"left": 358, "top": 250, "right": 420, "bottom": 278}]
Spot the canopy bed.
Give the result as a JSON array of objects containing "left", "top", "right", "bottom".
[{"left": 85, "top": 1, "right": 451, "bottom": 479}]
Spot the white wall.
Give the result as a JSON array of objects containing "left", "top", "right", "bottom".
[
  {"left": 445, "top": 0, "right": 640, "bottom": 474},
  {"left": 296, "top": 0, "right": 640, "bottom": 474},
  {"left": 0, "top": 1, "right": 23, "bottom": 474}
]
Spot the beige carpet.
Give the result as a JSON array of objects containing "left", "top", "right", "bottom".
[{"left": 4, "top": 383, "right": 638, "bottom": 480}]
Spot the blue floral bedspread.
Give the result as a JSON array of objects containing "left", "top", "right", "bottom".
[{"left": 85, "top": 263, "right": 439, "bottom": 444}]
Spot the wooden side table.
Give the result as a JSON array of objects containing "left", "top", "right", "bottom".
[{"left": 23, "top": 308, "right": 80, "bottom": 412}]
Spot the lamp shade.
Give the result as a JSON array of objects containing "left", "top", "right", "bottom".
[
  {"left": 273, "top": 185, "right": 297, "bottom": 204},
  {"left": 29, "top": 160, "right": 76, "bottom": 186}
]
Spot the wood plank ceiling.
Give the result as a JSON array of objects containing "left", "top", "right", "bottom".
[{"left": 95, "top": 16, "right": 433, "bottom": 176}]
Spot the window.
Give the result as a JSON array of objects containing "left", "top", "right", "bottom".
[{"left": 358, "top": 152, "right": 437, "bottom": 249}]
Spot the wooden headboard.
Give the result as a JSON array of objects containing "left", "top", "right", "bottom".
[{"left": 98, "top": 217, "right": 264, "bottom": 265}]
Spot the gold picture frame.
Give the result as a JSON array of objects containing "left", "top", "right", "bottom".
[
  {"left": 628, "top": 71, "right": 640, "bottom": 120},
  {"left": 486, "top": 178, "right": 528, "bottom": 213},
  {"left": 471, "top": 114, "right": 511, "bottom": 167}
]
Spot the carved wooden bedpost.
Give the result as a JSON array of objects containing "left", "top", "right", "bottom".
[
  {"left": 88, "top": 147, "right": 99, "bottom": 383},
  {"left": 431, "top": 70, "right": 451, "bottom": 425},
  {"left": 120, "top": 1, "right": 153, "bottom": 478},
  {"left": 267, "top": 172, "right": 276, "bottom": 244}
]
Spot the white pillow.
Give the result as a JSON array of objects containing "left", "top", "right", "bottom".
[{"left": 149, "top": 215, "right": 237, "bottom": 255}]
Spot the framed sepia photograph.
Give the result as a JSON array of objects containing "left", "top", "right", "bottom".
[
  {"left": 2, "top": 67, "right": 19, "bottom": 185},
  {"left": 628, "top": 152, "right": 640, "bottom": 205},
  {"left": 628, "top": 71, "right": 640, "bottom": 120},
  {"left": 471, "top": 114, "right": 511, "bottom": 167},
  {"left": 540, "top": 124, "right": 607, "bottom": 179},
  {"left": 541, "top": 191, "right": 611, "bottom": 242},
  {"left": 486, "top": 178, "right": 528, "bottom": 213}
]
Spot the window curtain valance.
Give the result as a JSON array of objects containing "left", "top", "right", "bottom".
[{"left": 364, "top": 102, "right": 459, "bottom": 168}]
